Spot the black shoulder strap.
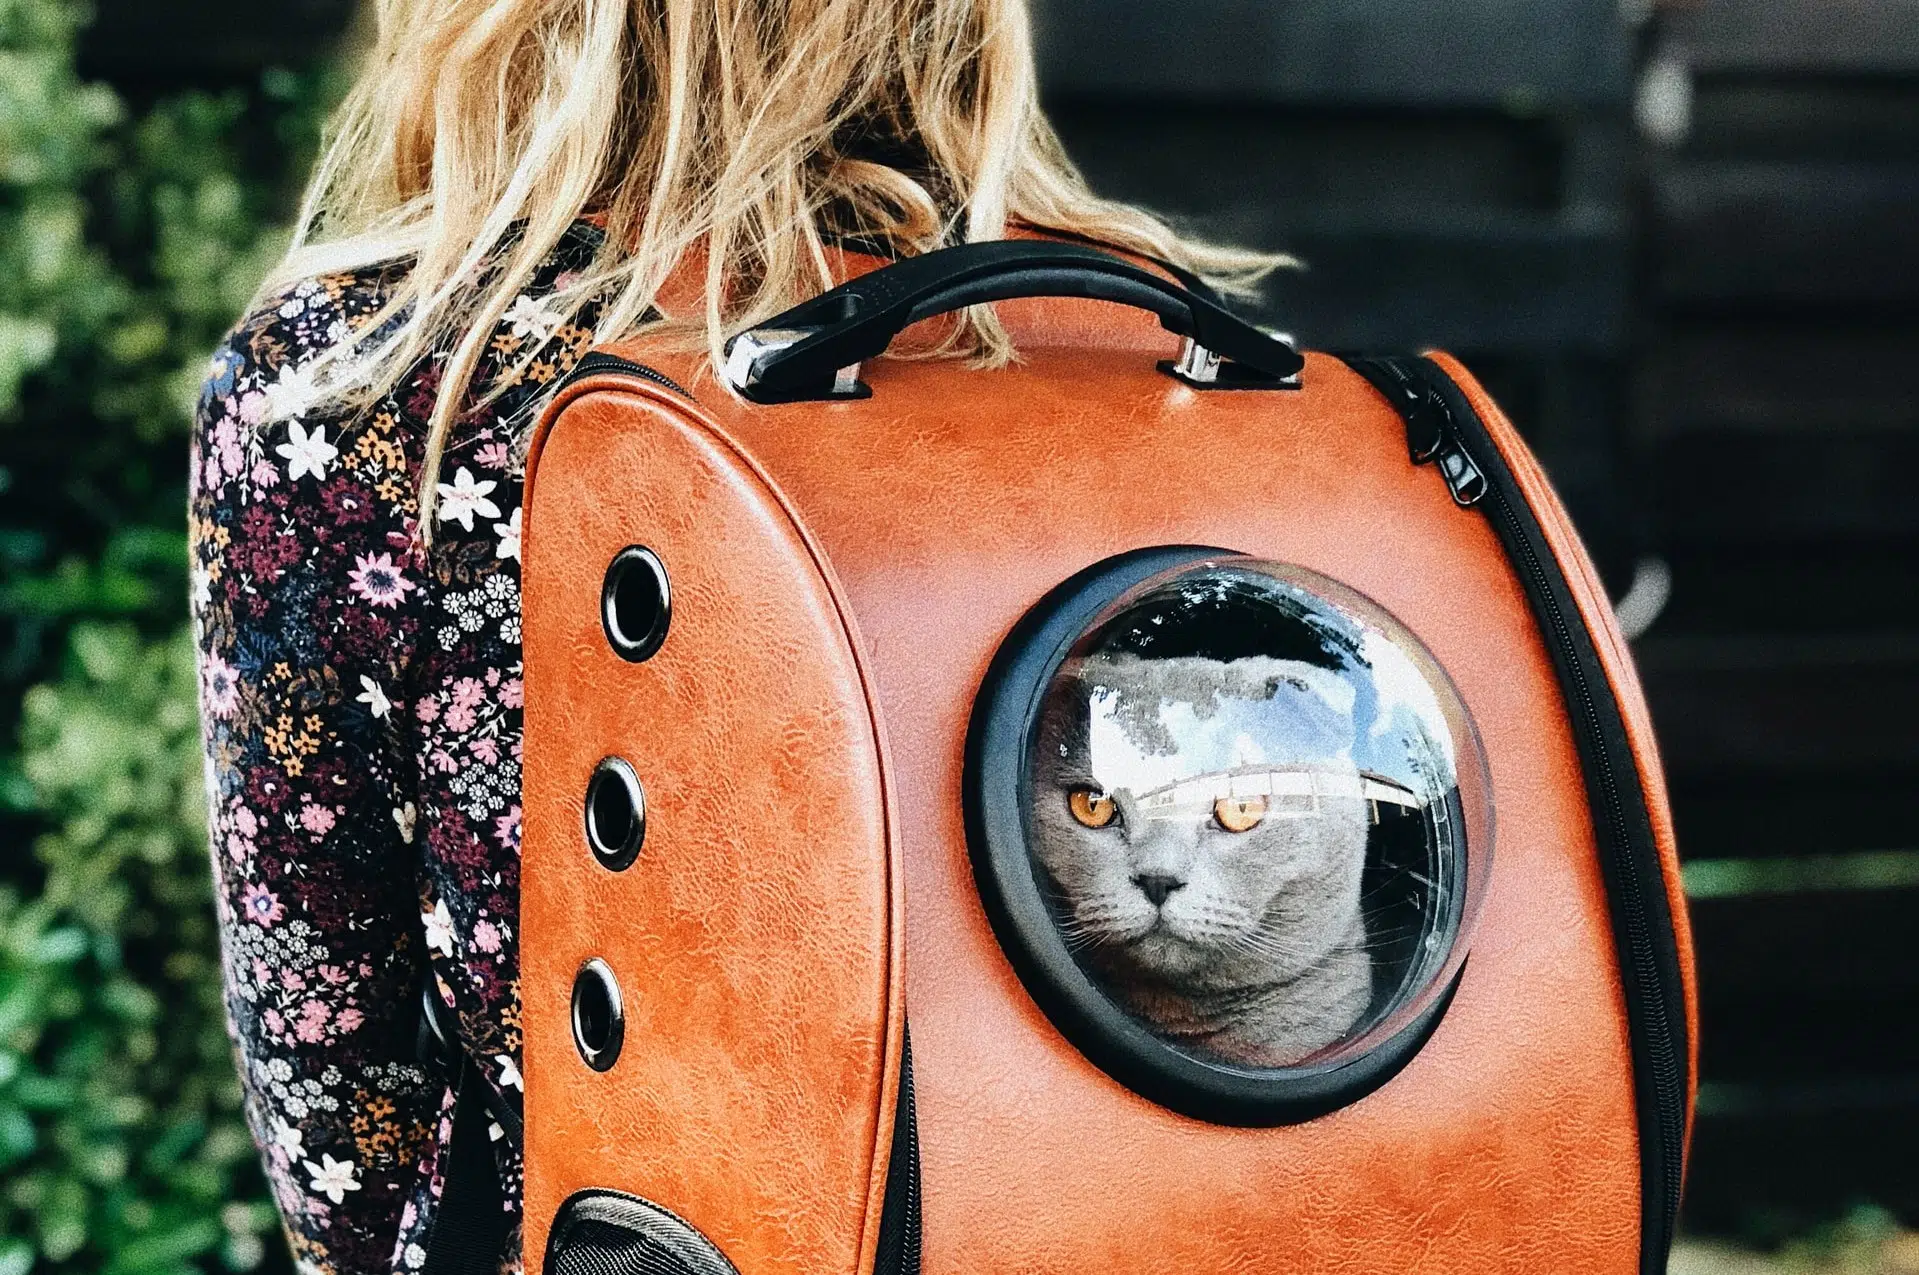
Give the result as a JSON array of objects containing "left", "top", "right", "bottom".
[{"left": 417, "top": 985, "right": 521, "bottom": 1275}]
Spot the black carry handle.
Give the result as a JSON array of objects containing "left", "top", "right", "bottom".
[{"left": 723, "top": 240, "right": 1303, "bottom": 402}]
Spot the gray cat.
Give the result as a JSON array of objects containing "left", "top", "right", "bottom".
[{"left": 1031, "top": 652, "right": 1373, "bottom": 1067}]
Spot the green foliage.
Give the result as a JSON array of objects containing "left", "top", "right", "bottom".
[{"left": 0, "top": 1, "right": 340, "bottom": 1271}]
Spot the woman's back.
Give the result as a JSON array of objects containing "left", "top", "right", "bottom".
[{"left": 192, "top": 223, "right": 604, "bottom": 1275}]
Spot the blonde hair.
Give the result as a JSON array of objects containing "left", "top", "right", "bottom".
[{"left": 269, "top": 0, "right": 1284, "bottom": 534}]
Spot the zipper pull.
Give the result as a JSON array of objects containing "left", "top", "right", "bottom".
[
  {"left": 1434, "top": 441, "right": 1487, "bottom": 506},
  {"left": 1416, "top": 374, "right": 1487, "bottom": 507},
  {"left": 1343, "top": 354, "right": 1486, "bottom": 506}
]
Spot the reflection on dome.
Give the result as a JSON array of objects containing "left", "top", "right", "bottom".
[{"left": 1026, "top": 560, "right": 1489, "bottom": 1071}]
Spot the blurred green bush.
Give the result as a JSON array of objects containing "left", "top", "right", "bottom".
[{"left": 0, "top": 2, "right": 339, "bottom": 1270}]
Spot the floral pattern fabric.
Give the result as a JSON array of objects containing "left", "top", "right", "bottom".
[{"left": 190, "top": 223, "right": 604, "bottom": 1275}]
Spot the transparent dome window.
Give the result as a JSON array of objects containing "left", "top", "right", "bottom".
[{"left": 1025, "top": 560, "right": 1492, "bottom": 1072}]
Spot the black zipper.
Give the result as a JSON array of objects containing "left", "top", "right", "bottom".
[
  {"left": 872, "top": 1031, "right": 922, "bottom": 1275},
  {"left": 1346, "top": 355, "right": 1689, "bottom": 1275},
  {"left": 561, "top": 350, "right": 696, "bottom": 400}
]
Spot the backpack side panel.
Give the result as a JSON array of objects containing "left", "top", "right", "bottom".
[
  {"left": 520, "top": 381, "right": 906, "bottom": 1275},
  {"left": 1428, "top": 350, "right": 1698, "bottom": 1099}
]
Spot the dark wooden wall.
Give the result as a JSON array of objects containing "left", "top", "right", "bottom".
[{"left": 79, "top": 0, "right": 1919, "bottom": 1239}]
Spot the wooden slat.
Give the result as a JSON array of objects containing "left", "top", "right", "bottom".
[
  {"left": 1637, "top": 323, "right": 1919, "bottom": 439},
  {"left": 1651, "top": 160, "right": 1919, "bottom": 305},
  {"left": 1700, "top": 992, "right": 1919, "bottom": 1082},
  {"left": 1687, "top": 77, "right": 1919, "bottom": 164},
  {"left": 1645, "top": 429, "right": 1919, "bottom": 545},
  {"left": 1639, "top": 633, "right": 1919, "bottom": 771},
  {"left": 1685, "top": 1102, "right": 1919, "bottom": 1231},
  {"left": 1653, "top": 546, "right": 1919, "bottom": 634},
  {"left": 1033, "top": 0, "right": 1632, "bottom": 107},
  {"left": 1673, "top": 774, "right": 1919, "bottom": 861},
  {"left": 78, "top": 0, "right": 354, "bottom": 82},
  {"left": 1691, "top": 889, "right": 1919, "bottom": 996},
  {"left": 1664, "top": 0, "right": 1919, "bottom": 75}
]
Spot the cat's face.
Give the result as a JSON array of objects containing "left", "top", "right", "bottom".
[{"left": 1031, "top": 653, "right": 1371, "bottom": 993}]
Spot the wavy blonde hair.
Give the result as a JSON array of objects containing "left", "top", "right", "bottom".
[{"left": 268, "top": 0, "right": 1283, "bottom": 533}]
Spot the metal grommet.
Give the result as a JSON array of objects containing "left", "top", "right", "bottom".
[
  {"left": 585, "top": 757, "right": 646, "bottom": 871},
  {"left": 602, "top": 546, "right": 671, "bottom": 662},
  {"left": 571, "top": 958, "right": 624, "bottom": 1072}
]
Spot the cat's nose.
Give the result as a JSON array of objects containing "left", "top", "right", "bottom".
[{"left": 1133, "top": 873, "right": 1185, "bottom": 907}]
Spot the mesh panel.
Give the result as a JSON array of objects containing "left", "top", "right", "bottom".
[{"left": 545, "top": 1193, "right": 740, "bottom": 1275}]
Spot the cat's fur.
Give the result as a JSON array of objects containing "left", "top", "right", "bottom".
[{"left": 1032, "top": 653, "right": 1372, "bottom": 1066}]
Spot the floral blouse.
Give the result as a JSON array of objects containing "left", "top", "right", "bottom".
[{"left": 190, "top": 222, "right": 605, "bottom": 1275}]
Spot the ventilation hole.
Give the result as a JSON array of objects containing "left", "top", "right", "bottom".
[
  {"left": 603, "top": 546, "right": 672, "bottom": 662},
  {"left": 572, "top": 958, "right": 624, "bottom": 1072},
  {"left": 585, "top": 757, "right": 646, "bottom": 871}
]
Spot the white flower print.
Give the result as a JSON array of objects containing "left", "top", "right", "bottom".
[
  {"left": 493, "top": 507, "right": 521, "bottom": 561},
  {"left": 264, "top": 361, "right": 321, "bottom": 422},
  {"left": 403, "top": 1243, "right": 428, "bottom": 1269},
  {"left": 436, "top": 466, "right": 501, "bottom": 532},
  {"left": 356, "top": 676, "right": 393, "bottom": 719},
  {"left": 394, "top": 801, "right": 417, "bottom": 844},
  {"left": 272, "top": 1117, "right": 305, "bottom": 1159},
  {"left": 502, "top": 294, "right": 561, "bottom": 342},
  {"left": 495, "top": 1053, "right": 523, "bottom": 1090},
  {"left": 303, "top": 1153, "right": 361, "bottom": 1204},
  {"left": 275, "top": 422, "right": 337, "bottom": 482},
  {"left": 422, "top": 899, "right": 456, "bottom": 957}
]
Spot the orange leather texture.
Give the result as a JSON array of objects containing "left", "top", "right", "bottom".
[
  {"left": 1429, "top": 351, "right": 1701, "bottom": 1135},
  {"left": 520, "top": 391, "right": 905, "bottom": 1274},
  {"left": 522, "top": 287, "right": 1692, "bottom": 1272}
]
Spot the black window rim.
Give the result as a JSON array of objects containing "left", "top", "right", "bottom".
[
  {"left": 585, "top": 756, "right": 647, "bottom": 871},
  {"left": 571, "top": 957, "right": 625, "bottom": 1072},
  {"left": 602, "top": 545, "right": 673, "bottom": 663},
  {"left": 962, "top": 544, "right": 1465, "bottom": 1127}
]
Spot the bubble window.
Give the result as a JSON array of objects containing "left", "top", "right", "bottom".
[{"left": 965, "top": 548, "right": 1492, "bottom": 1125}]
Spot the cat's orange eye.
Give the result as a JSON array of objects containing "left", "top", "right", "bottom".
[
  {"left": 1213, "top": 795, "right": 1269, "bottom": 833},
  {"left": 1068, "top": 788, "right": 1118, "bottom": 829}
]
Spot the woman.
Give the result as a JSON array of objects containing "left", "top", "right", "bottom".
[{"left": 189, "top": 1, "right": 1273, "bottom": 1271}]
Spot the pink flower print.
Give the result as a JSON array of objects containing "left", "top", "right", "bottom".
[
  {"left": 298, "top": 803, "right": 337, "bottom": 837},
  {"left": 281, "top": 969, "right": 307, "bottom": 992},
  {"left": 241, "top": 883, "right": 284, "bottom": 927},
  {"left": 474, "top": 440, "right": 511, "bottom": 470},
  {"left": 225, "top": 831, "right": 255, "bottom": 865},
  {"left": 451, "top": 677, "right": 486, "bottom": 710},
  {"left": 250, "top": 458, "right": 280, "bottom": 489},
  {"left": 233, "top": 806, "right": 259, "bottom": 838},
  {"left": 443, "top": 702, "right": 477, "bottom": 733},
  {"left": 264, "top": 1008, "right": 285, "bottom": 1037},
  {"left": 429, "top": 749, "right": 459, "bottom": 774},
  {"left": 500, "top": 678, "right": 523, "bottom": 709},
  {"left": 319, "top": 964, "right": 349, "bottom": 986},
  {"left": 484, "top": 666, "right": 501, "bottom": 687},
  {"left": 213, "top": 416, "right": 244, "bottom": 482},
  {"left": 335, "top": 1007, "right": 365, "bottom": 1034},
  {"left": 493, "top": 805, "right": 521, "bottom": 852},
  {"left": 238, "top": 390, "right": 268, "bottom": 425},
  {"left": 202, "top": 654, "right": 241, "bottom": 719},
  {"left": 251, "top": 958, "right": 272, "bottom": 988},
  {"left": 415, "top": 696, "right": 441, "bottom": 724},
  {"left": 347, "top": 552, "right": 417, "bottom": 608},
  {"left": 469, "top": 736, "right": 499, "bottom": 766},
  {"left": 294, "top": 999, "right": 331, "bottom": 1043},
  {"left": 472, "top": 920, "right": 502, "bottom": 954}
]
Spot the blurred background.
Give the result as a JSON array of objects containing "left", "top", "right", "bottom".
[{"left": 0, "top": 0, "right": 1914, "bottom": 1271}]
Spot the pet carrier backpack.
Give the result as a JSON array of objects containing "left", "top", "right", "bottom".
[{"left": 485, "top": 240, "right": 1694, "bottom": 1275}]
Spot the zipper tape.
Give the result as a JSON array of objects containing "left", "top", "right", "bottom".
[{"left": 1346, "top": 354, "right": 1690, "bottom": 1275}]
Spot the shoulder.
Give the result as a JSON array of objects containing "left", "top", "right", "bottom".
[{"left": 201, "top": 266, "right": 403, "bottom": 426}]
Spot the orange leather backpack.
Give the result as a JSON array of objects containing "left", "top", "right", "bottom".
[{"left": 508, "top": 242, "right": 1696, "bottom": 1275}]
